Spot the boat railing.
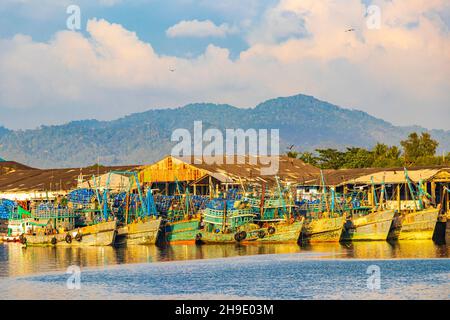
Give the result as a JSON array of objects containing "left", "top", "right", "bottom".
[
  {"left": 246, "top": 197, "right": 295, "bottom": 208},
  {"left": 32, "top": 208, "right": 81, "bottom": 219}
]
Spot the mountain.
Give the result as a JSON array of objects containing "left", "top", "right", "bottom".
[{"left": 0, "top": 94, "right": 448, "bottom": 168}]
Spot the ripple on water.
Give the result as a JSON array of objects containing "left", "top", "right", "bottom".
[{"left": 1, "top": 252, "right": 449, "bottom": 300}]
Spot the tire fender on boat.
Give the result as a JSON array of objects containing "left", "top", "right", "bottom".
[
  {"left": 65, "top": 234, "right": 72, "bottom": 244},
  {"left": 75, "top": 233, "right": 82, "bottom": 242},
  {"left": 268, "top": 226, "right": 276, "bottom": 235},
  {"left": 51, "top": 237, "right": 57, "bottom": 245}
]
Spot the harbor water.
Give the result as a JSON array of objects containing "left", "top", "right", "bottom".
[{"left": 0, "top": 241, "right": 449, "bottom": 299}]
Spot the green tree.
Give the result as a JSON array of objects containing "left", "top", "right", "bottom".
[
  {"left": 315, "top": 148, "right": 346, "bottom": 169},
  {"left": 400, "top": 132, "right": 439, "bottom": 164},
  {"left": 342, "top": 147, "right": 374, "bottom": 168},
  {"left": 286, "top": 151, "right": 299, "bottom": 159},
  {"left": 298, "top": 152, "right": 318, "bottom": 166},
  {"left": 371, "top": 143, "right": 402, "bottom": 167}
]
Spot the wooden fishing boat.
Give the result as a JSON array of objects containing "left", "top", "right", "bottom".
[
  {"left": 393, "top": 208, "right": 440, "bottom": 240},
  {"left": 115, "top": 217, "right": 162, "bottom": 245},
  {"left": 157, "top": 184, "right": 202, "bottom": 244},
  {"left": 21, "top": 220, "right": 117, "bottom": 246},
  {"left": 8, "top": 198, "right": 118, "bottom": 246},
  {"left": 250, "top": 219, "right": 304, "bottom": 243},
  {"left": 93, "top": 170, "right": 164, "bottom": 245},
  {"left": 164, "top": 218, "right": 201, "bottom": 244},
  {"left": 387, "top": 169, "right": 441, "bottom": 241},
  {"left": 246, "top": 196, "right": 304, "bottom": 243},
  {"left": 198, "top": 199, "right": 258, "bottom": 244},
  {"left": 298, "top": 171, "right": 347, "bottom": 243},
  {"left": 301, "top": 214, "right": 345, "bottom": 243},
  {"left": 341, "top": 208, "right": 395, "bottom": 241}
]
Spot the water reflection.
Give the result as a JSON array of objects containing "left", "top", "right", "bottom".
[{"left": 0, "top": 241, "right": 448, "bottom": 278}]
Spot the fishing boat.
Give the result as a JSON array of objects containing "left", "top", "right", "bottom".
[
  {"left": 341, "top": 175, "right": 395, "bottom": 241},
  {"left": 301, "top": 213, "right": 345, "bottom": 243},
  {"left": 299, "top": 174, "right": 345, "bottom": 243},
  {"left": 198, "top": 198, "right": 259, "bottom": 244},
  {"left": 341, "top": 207, "right": 395, "bottom": 241},
  {"left": 158, "top": 180, "right": 202, "bottom": 244},
  {"left": 387, "top": 169, "right": 440, "bottom": 240},
  {"left": 11, "top": 201, "right": 118, "bottom": 246},
  {"left": 115, "top": 216, "right": 161, "bottom": 245},
  {"left": 221, "top": 178, "right": 304, "bottom": 244},
  {"left": 164, "top": 218, "right": 201, "bottom": 244},
  {"left": 97, "top": 171, "right": 163, "bottom": 246},
  {"left": 246, "top": 196, "right": 304, "bottom": 243},
  {"left": 395, "top": 207, "right": 440, "bottom": 240},
  {"left": 21, "top": 220, "right": 117, "bottom": 246}
]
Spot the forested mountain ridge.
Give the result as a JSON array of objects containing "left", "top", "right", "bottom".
[{"left": 0, "top": 94, "right": 448, "bottom": 168}]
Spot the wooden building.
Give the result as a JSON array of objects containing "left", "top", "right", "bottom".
[{"left": 138, "top": 155, "right": 320, "bottom": 196}]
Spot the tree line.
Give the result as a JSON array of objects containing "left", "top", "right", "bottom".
[{"left": 287, "top": 132, "right": 450, "bottom": 169}]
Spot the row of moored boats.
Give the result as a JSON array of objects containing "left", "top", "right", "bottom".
[{"left": 0, "top": 171, "right": 447, "bottom": 247}]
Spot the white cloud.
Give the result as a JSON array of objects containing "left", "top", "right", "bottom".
[
  {"left": 0, "top": 0, "right": 449, "bottom": 131},
  {"left": 166, "top": 19, "right": 237, "bottom": 38}
]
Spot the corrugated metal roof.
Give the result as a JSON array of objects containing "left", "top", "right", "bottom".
[
  {"left": 0, "top": 165, "right": 139, "bottom": 192},
  {"left": 173, "top": 155, "right": 320, "bottom": 185},
  {"left": 349, "top": 168, "right": 450, "bottom": 184}
]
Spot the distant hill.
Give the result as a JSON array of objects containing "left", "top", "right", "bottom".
[{"left": 0, "top": 94, "right": 448, "bottom": 168}]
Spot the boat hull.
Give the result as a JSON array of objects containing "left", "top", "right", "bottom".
[
  {"left": 396, "top": 208, "right": 439, "bottom": 240},
  {"left": 164, "top": 219, "right": 200, "bottom": 244},
  {"left": 248, "top": 220, "right": 304, "bottom": 243},
  {"left": 22, "top": 221, "right": 117, "bottom": 246},
  {"left": 199, "top": 220, "right": 304, "bottom": 244},
  {"left": 198, "top": 231, "right": 258, "bottom": 244},
  {"left": 115, "top": 218, "right": 161, "bottom": 245},
  {"left": 302, "top": 216, "right": 345, "bottom": 243},
  {"left": 341, "top": 210, "right": 395, "bottom": 241}
]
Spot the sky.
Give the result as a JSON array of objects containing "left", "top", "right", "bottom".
[{"left": 0, "top": 0, "right": 449, "bottom": 130}]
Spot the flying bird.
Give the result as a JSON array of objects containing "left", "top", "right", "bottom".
[
  {"left": 287, "top": 144, "right": 295, "bottom": 150},
  {"left": 345, "top": 28, "right": 355, "bottom": 32},
  {"left": 169, "top": 67, "right": 176, "bottom": 72}
]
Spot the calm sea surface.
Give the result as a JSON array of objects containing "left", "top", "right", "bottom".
[{"left": 0, "top": 241, "right": 449, "bottom": 299}]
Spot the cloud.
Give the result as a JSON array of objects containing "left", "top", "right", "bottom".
[
  {"left": 0, "top": 0, "right": 449, "bottom": 131},
  {"left": 166, "top": 19, "right": 237, "bottom": 38}
]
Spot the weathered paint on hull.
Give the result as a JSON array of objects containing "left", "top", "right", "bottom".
[
  {"left": 199, "top": 220, "right": 303, "bottom": 244},
  {"left": 23, "top": 221, "right": 117, "bottom": 246},
  {"left": 341, "top": 210, "right": 395, "bottom": 241},
  {"left": 248, "top": 221, "right": 304, "bottom": 243},
  {"left": 164, "top": 219, "right": 200, "bottom": 244},
  {"left": 302, "top": 216, "right": 345, "bottom": 243},
  {"left": 199, "top": 231, "right": 258, "bottom": 244},
  {"left": 115, "top": 218, "right": 161, "bottom": 245},
  {"left": 397, "top": 208, "right": 439, "bottom": 240}
]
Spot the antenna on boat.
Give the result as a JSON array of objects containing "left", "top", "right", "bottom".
[
  {"left": 403, "top": 168, "right": 419, "bottom": 211},
  {"left": 370, "top": 176, "right": 378, "bottom": 211},
  {"left": 319, "top": 170, "right": 330, "bottom": 213},
  {"left": 275, "top": 176, "right": 288, "bottom": 218}
]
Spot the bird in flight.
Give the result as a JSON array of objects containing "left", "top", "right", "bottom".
[
  {"left": 345, "top": 28, "right": 355, "bottom": 32},
  {"left": 169, "top": 67, "right": 176, "bottom": 72},
  {"left": 287, "top": 144, "right": 295, "bottom": 150}
]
